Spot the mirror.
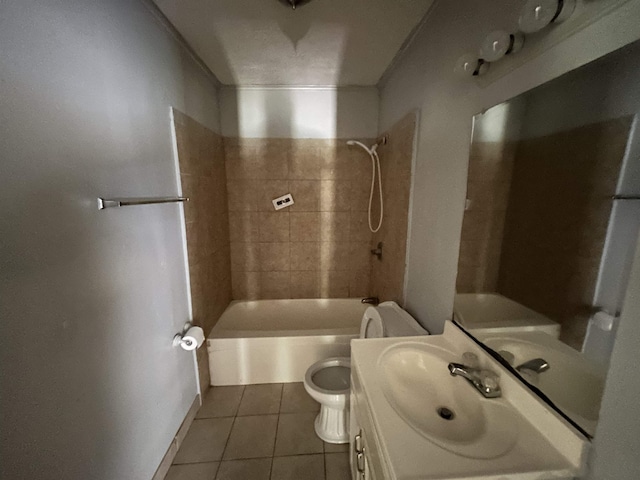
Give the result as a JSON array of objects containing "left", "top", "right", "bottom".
[{"left": 454, "top": 40, "right": 640, "bottom": 436}]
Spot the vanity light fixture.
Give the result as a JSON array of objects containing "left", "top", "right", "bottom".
[
  {"left": 480, "top": 30, "right": 525, "bottom": 62},
  {"left": 454, "top": 54, "right": 489, "bottom": 77},
  {"left": 518, "top": 0, "right": 576, "bottom": 34}
]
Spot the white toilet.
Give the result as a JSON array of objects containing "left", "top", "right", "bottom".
[{"left": 303, "top": 301, "right": 428, "bottom": 443}]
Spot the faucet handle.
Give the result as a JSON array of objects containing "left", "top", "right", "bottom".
[
  {"left": 478, "top": 370, "right": 501, "bottom": 396},
  {"left": 462, "top": 352, "right": 480, "bottom": 368}
]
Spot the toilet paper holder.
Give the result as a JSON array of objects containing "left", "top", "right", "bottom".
[{"left": 173, "top": 322, "right": 203, "bottom": 350}]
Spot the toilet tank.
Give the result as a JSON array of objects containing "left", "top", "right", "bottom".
[{"left": 360, "top": 301, "right": 429, "bottom": 339}]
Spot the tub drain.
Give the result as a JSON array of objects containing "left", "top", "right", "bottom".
[{"left": 437, "top": 407, "right": 455, "bottom": 420}]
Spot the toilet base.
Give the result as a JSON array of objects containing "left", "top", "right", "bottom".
[{"left": 314, "top": 404, "right": 350, "bottom": 444}]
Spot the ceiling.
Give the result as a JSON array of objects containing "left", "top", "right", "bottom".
[{"left": 153, "top": 0, "right": 434, "bottom": 86}]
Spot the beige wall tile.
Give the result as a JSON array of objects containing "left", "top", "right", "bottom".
[
  {"left": 493, "top": 117, "right": 631, "bottom": 346},
  {"left": 290, "top": 242, "right": 320, "bottom": 271},
  {"left": 349, "top": 243, "right": 372, "bottom": 272},
  {"left": 290, "top": 271, "right": 320, "bottom": 299},
  {"left": 227, "top": 180, "right": 258, "bottom": 211},
  {"left": 230, "top": 243, "right": 260, "bottom": 272},
  {"left": 318, "top": 270, "right": 350, "bottom": 298},
  {"left": 289, "top": 144, "right": 322, "bottom": 180},
  {"left": 259, "top": 243, "right": 290, "bottom": 271},
  {"left": 196, "top": 346, "right": 211, "bottom": 395},
  {"left": 223, "top": 137, "right": 386, "bottom": 300},
  {"left": 318, "top": 145, "right": 340, "bottom": 179},
  {"left": 369, "top": 113, "right": 415, "bottom": 306},
  {"left": 259, "top": 212, "right": 290, "bottom": 242},
  {"left": 260, "top": 271, "right": 291, "bottom": 299},
  {"left": 246, "top": 143, "right": 289, "bottom": 179},
  {"left": 232, "top": 271, "right": 261, "bottom": 300},
  {"left": 352, "top": 179, "right": 371, "bottom": 212},
  {"left": 225, "top": 145, "right": 262, "bottom": 180},
  {"left": 290, "top": 212, "right": 320, "bottom": 242},
  {"left": 228, "top": 212, "right": 259, "bottom": 243},
  {"left": 258, "top": 180, "right": 290, "bottom": 212},
  {"left": 320, "top": 180, "right": 351, "bottom": 212},
  {"left": 320, "top": 242, "right": 351, "bottom": 271},
  {"left": 349, "top": 145, "right": 374, "bottom": 180},
  {"left": 181, "top": 175, "right": 200, "bottom": 224},
  {"left": 175, "top": 111, "right": 232, "bottom": 389},
  {"left": 289, "top": 181, "right": 320, "bottom": 212},
  {"left": 349, "top": 268, "right": 371, "bottom": 298},
  {"left": 349, "top": 212, "right": 373, "bottom": 243},
  {"left": 319, "top": 212, "right": 350, "bottom": 242}
]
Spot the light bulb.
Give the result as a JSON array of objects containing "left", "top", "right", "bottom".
[
  {"left": 555, "top": 0, "right": 576, "bottom": 23},
  {"left": 454, "top": 54, "right": 489, "bottom": 78},
  {"left": 518, "top": 0, "right": 576, "bottom": 34},
  {"left": 480, "top": 31, "right": 525, "bottom": 62},
  {"left": 519, "top": 0, "right": 559, "bottom": 33}
]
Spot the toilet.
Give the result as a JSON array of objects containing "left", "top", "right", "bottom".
[{"left": 303, "top": 301, "right": 428, "bottom": 443}]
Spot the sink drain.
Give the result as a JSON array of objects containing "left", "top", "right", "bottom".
[{"left": 437, "top": 407, "right": 455, "bottom": 420}]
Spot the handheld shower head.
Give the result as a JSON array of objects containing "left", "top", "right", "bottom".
[{"left": 346, "top": 139, "right": 384, "bottom": 233}]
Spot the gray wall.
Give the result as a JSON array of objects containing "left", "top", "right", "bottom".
[
  {"left": 587, "top": 236, "right": 640, "bottom": 479},
  {"left": 0, "top": 1, "right": 219, "bottom": 478}
]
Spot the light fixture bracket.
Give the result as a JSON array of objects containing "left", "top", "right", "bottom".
[{"left": 278, "top": 0, "right": 314, "bottom": 10}]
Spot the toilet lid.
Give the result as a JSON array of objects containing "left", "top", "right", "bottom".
[
  {"left": 311, "top": 366, "right": 351, "bottom": 392},
  {"left": 360, "top": 313, "right": 385, "bottom": 339}
]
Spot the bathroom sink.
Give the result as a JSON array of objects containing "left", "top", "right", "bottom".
[
  {"left": 479, "top": 333, "right": 606, "bottom": 434},
  {"left": 377, "top": 342, "right": 519, "bottom": 459}
]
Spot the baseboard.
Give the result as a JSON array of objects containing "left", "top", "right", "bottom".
[{"left": 151, "top": 394, "right": 201, "bottom": 480}]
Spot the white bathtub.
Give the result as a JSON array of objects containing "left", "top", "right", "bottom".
[{"left": 207, "top": 299, "right": 369, "bottom": 385}]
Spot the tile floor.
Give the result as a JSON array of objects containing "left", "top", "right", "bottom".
[{"left": 165, "top": 383, "right": 351, "bottom": 480}]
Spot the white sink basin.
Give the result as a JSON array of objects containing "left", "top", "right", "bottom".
[
  {"left": 377, "top": 342, "right": 519, "bottom": 459},
  {"left": 479, "top": 332, "right": 606, "bottom": 435}
]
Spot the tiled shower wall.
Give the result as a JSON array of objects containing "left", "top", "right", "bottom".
[
  {"left": 498, "top": 117, "right": 632, "bottom": 348},
  {"left": 225, "top": 139, "right": 375, "bottom": 299},
  {"left": 174, "top": 109, "right": 232, "bottom": 390},
  {"left": 457, "top": 116, "right": 631, "bottom": 349},
  {"left": 370, "top": 113, "right": 417, "bottom": 305},
  {"left": 175, "top": 114, "right": 416, "bottom": 331},
  {"left": 456, "top": 140, "right": 516, "bottom": 293}
]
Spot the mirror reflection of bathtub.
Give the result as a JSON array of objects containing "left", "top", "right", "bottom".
[
  {"left": 454, "top": 293, "right": 560, "bottom": 337},
  {"left": 454, "top": 40, "right": 640, "bottom": 436}
]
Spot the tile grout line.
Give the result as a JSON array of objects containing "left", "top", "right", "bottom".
[
  {"left": 216, "top": 385, "right": 245, "bottom": 472},
  {"left": 268, "top": 383, "right": 285, "bottom": 479}
]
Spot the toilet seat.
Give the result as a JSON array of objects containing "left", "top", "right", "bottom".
[
  {"left": 360, "top": 314, "right": 385, "bottom": 339},
  {"left": 303, "top": 357, "right": 352, "bottom": 444},
  {"left": 305, "top": 357, "right": 351, "bottom": 397}
]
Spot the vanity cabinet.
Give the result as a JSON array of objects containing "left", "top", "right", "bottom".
[
  {"left": 349, "top": 323, "right": 588, "bottom": 479},
  {"left": 350, "top": 368, "right": 389, "bottom": 480}
]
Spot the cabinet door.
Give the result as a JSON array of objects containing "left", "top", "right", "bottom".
[{"left": 351, "top": 397, "right": 378, "bottom": 479}]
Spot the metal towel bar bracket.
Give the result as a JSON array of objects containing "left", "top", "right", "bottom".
[
  {"left": 97, "top": 197, "right": 189, "bottom": 210},
  {"left": 612, "top": 195, "right": 640, "bottom": 200}
]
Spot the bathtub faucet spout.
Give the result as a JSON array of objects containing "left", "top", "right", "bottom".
[{"left": 361, "top": 297, "right": 379, "bottom": 305}]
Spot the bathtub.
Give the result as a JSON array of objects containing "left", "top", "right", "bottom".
[{"left": 207, "top": 299, "right": 369, "bottom": 385}]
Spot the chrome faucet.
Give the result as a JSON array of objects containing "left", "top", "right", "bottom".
[
  {"left": 516, "top": 358, "right": 550, "bottom": 374},
  {"left": 361, "top": 297, "right": 379, "bottom": 305},
  {"left": 448, "top": 362, "right": 502, "bottom": 398}
]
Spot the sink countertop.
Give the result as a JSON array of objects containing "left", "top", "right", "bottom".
[{"left": 351, "top": 321, "right": 589, "bottom": 480}]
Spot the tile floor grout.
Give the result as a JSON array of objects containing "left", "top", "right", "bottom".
[
  {"left": 268, "top": 386, "right": 284, "bottom": 479},
  {"left": 212, "top": 384, "right": 243, "bottom": 476},
  {"left": 167, "top": 383, "right": 349, "bottom": 480}
]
